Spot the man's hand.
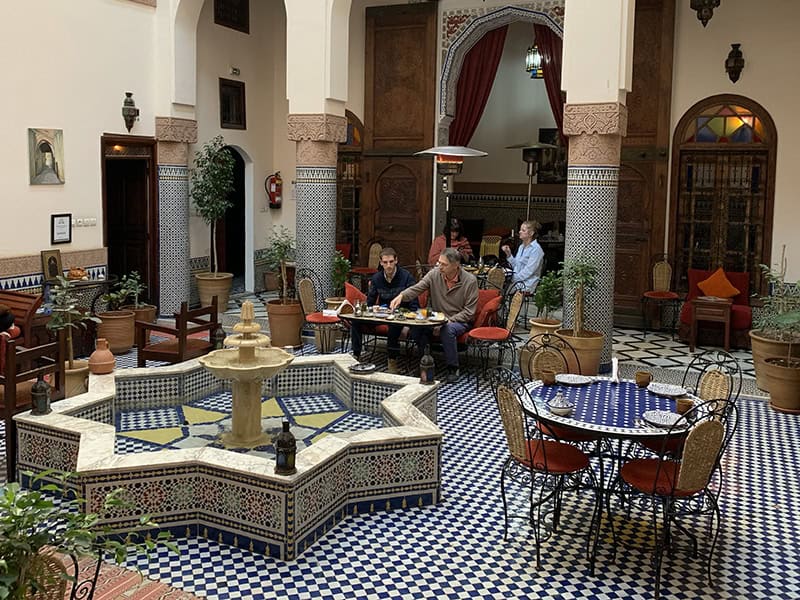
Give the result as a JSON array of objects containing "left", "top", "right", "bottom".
[{"left": 389, "top": 295, "right": 403, "bottom": 310}]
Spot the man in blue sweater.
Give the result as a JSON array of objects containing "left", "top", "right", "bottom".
[{"left": 351, "top": 247, "right": 418, "bottom": 373}]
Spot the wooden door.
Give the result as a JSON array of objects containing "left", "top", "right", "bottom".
[
  {"left": 614, "top": 0, "right": 675, "bottom": 326},
  {"left": 361, "top": 2, "right": 436, "bottom": 265}
]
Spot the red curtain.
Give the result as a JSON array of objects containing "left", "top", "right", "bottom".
[
  {"left": 448, "top": 25, "right": 508, "bottom": 146},
  {"left": 533, "top": 23, "right": 566, "bottom": 145}
]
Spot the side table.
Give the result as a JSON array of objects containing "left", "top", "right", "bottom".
[{"left": 690, "top": 297, "right": 733, "bottom": 352}]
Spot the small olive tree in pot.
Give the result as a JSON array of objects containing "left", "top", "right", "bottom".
[
  {"left": 191, "top": 135, "right": 235, "bottom": 310},
  {"left": 530, "top": 271, "right": 563, "bottom": 335},
  {"left": 264, "top": 227, "right": 303, "bottom": 347},
  {"left": 557, "top": 254, "right": 604, "bottom": 375}
]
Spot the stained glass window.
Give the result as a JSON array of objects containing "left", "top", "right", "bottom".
[{"left": 682, "top": 104, "right": 765, "bottom": 144}]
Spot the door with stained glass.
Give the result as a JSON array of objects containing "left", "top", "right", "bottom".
[{"left": 671, "top": 96, "right": 776, "bottom": 296}]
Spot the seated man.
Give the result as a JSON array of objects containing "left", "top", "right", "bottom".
[
  {"left": 390, "top": 247, "right": 479, "bottom": 383},
  {"left": 351, "top": 247, "right": 418, "bottom": 374},
  {"left": 501, "top": 220, "right": 544, "bottom": 292}
]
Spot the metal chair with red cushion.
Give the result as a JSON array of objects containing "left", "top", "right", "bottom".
[
  {"left": 641, "top": 255, "right": 681, "bottom": 339},
  {"left": 467, "top": 288, "right": 524, "bottom": 389},
  {"left": 296, "top": 270, "right": 342, "bottom": 354}
]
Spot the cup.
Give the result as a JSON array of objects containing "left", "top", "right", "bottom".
[
  {"left": 541, "top": 370, "right": 557, "bottom": 386},
  {"left": 635, "top": 370, "right": 652, "bottom": 388},
  {"left": 420, "top": 308, "right": 428, "bottom": 318},
  {"left": 676, "top": 397, "right": 694, "bottom": 414}
]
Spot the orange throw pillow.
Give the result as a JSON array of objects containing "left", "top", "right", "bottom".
[{"left": 697, "top": 267, "right": 740, "bottom": 299}]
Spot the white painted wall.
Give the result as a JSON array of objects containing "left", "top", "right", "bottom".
[
  {"left": 671, "top": 0, "right": 800, "bottom": 278},
  {"left": 0, "top": 0, "right": 157, "bottom": 257}
]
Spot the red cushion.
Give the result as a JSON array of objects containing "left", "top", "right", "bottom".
[
  {"left": 697, "top": 267, "right": 740, "bottom": 299},
  {"left": 306, "top": 312, "right": 340, "bottom": 324},
  {"left": 643, "top": 290, "right": 679, "bottom": 300},
  {"left": 517, "top": 439, "right": 590, "bottom": 474},
  {"left": 345, "top": 282, "right": 366, "bottom": 304},
  {"left": 620, "top": 458, "right": 700, "bottom": 497},
  {"left": 538, "top": 422, "right": 600, "bottom": 442},
  {"left": 468, "top": 326, "right": 510, "bottom": 342},
  {"left": 474, "top": 294, "right": 502, "bottom": 328},
  {"left": 638, "top": 434, "right": 686, "bottom": 456}
]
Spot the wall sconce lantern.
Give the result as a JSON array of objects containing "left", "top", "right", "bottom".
[
  {"left": 525, "top": 44, "right": 544, "bottom": 79},
  {"left": 690, "top": 0, "right": 721, "bottom": 27},
  {"left": 725, "top": 43, "right": 745, "bottom": 83},
  {"left": 121, "top": 92, "right": 140, "bottom": 132}
]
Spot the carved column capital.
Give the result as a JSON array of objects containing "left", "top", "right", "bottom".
[
  {"left": 155, "top": 117, "right": 198, "bottom": 144},
  {"left": 296, "top": 140, "right": 338, "bottom": 167},
  {"left": 157, "top": 141, "right": 189, "bottom": 166},
  {"left": 287, "top": 113, "right": 347, "bottom": 143},
  {"left": 563, "top": 103, "right": 628, "bottom": 137}
]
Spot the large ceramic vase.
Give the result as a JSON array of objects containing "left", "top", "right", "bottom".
[
  {"left": 196, "top": 272, "right": 234, "bottom": 311},
  {"left": 749, "top": 330, "right": 800, "bottom": 392},
  {"left": 96, "top": 310, "right": 135, "bottom": 354},
  {"left": 65, "top": 359, "right": 90, "bottom": 397},
  {"left": 763, "top": 357, "right": 800, "bottom": 413},
  {"left": 556, "top": 329, "right": 604, "bottom": 375},
  {"left": 266, "top": 299, "right": 303, "bottom": 348}
]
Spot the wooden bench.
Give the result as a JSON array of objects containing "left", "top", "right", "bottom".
[{"left": 0, "top": 290, "right": 43, "bottom": 348}]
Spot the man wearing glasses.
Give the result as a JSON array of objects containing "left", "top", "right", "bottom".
[{"left": 390, "top": 247, "right": 478, "bottom": 383}]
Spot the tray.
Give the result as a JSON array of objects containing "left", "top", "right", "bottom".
[
  {"left": 647, "top": 382, "right": 686, "bottom": 397},
  {"left": 642, "top": 409, "right": 682, "bottom": 429},
  {"left": 555, "top": 374, "right": 594, "bottom": 386}
]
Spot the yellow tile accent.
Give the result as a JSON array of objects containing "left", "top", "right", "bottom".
[
  {"left": 261, "top": 397, "right": 285, "bottom": 418},
  {"left": 311, "top": 431, "right": 330, "bottom": 443},
  {"left": 294, "top": 411, "right": 346, "bottom": 429},
  {"left": 122, "top": 427, "right": 184, "bottom": 445},
  {"left": 182, "top": 405, "right": 226, "bottom": 425}
]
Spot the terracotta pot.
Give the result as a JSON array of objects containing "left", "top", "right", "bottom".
[
  {"left": 122, "top": 303, "right": 157, "bottom": 324},
  {"left": 556, "top": 328, "right": 604, "bottom": 376},
  {"left": 529, "top": 318, "right": 562, "bottom": 337},
  {"left": 88, "top": 338, "right": 115, "bottom": 374},
  {"left": 267, "top": 299, "right": 303, "bottom": 348},
  {"left": 65, "top": 359, "right": 89, "bottom": 397},
  {"left": 263, "top": 271, "right": 280, "bottom": 292},
  {"left": 196, "top": 272, "right": 233, "bottom": 311},
  {"left": 763, "top": 357, "right": 800, "bottom": 414},
  {"left": 96, "top": 310, "right": 135, "bottom": 354},
  {"left": 749, "top": 329, "right": 800, "bottom": 392}
]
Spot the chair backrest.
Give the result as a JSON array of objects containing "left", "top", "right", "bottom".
[
  {"left": 344, "top": 282, "right": 366, "bottom": 305},
  {"left": 297, "top": 278, "right": 318, "bottom": 315},
  {"left": 651, "top": 258, "right": 673, "bottom": 292},
  {"left": 519, "top": 333, "right": 581, "bottom": 381},
  {"left": 503, "top": 291, "right": 524, "bottom": 331},
  {"left": 495, "top": 384, "right": 529, "bottom": 464},
  {"left": 295, "top": 268, "right": 326, "bottom": 311},
  {"left": 480, "top": 236, "right": 502, "bottom": 258},
  {"left": 681, "top": 349, "right": 742, "bottom": 403},
  {"left": 676, "top": 419, "right": 725, "bottom": 492},
  {"left": 486, "top": 266, "right": 506, "bottom": 291},
  {"left": 367, "top": 242, "right": 383, "bottom": 269}
]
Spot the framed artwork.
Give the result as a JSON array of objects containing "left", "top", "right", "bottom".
[
  {"left": 219, "top": 78, "right": 246, "bottom": 129},
  {"left": 28, "top": 128, "right": 65, "bottom": 184},
  {"left": 51, "top": 213, "right": 72, "bottom": 244},
  {"left": 41, "top": 249, "right": 63, "bottom": 283},
  {"left": 537, "top": 128, "right": 567, "bottom": 184}
]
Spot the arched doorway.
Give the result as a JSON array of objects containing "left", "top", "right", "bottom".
[
  {"left": 218, "top": 146, "right": 246, "bottom": 292},
  {"left": 670, "top": 94, "right": 777, "bottom": 295}
]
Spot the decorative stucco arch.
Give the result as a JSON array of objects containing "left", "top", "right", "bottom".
[{"left": 438, "top": 2, "right": 564, "bottom": 142}]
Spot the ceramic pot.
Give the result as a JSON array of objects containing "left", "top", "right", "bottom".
[
  {"left": 266, "top": 299, "right": 303, "bottom": 347},
  {"left": 88, "top": 338, "right": 115, "bottom": 374},
  {"left": 749, "top": 329, "right": 800, "bottom": 392},
  {"left": 65, "top": 359, "right": 89, "bottom": 397},
  {"left": 196, "top": 272, "right": 233, "bottom": 311},
  {"left": 556, "top": 329, "right": 604, "bottom": 376},
  {"left": 763, "top": 357, "right": 800, "bottom": 414},
  {"left": 529, "top": 318, "right": 562, "bottom": 337},
  {"left": 96, "top": 310, "right": 135, "bottom": 354}
]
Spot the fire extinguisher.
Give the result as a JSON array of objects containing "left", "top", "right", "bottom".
[{"left": 265, "top": 171, "right": 283, "bottom": 209}]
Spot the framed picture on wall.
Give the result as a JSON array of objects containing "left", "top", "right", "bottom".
[
  {"left": 28, "top": 128, "right": 66, "bottom": 184},
  {"left": 41, "top": 249, "right": 63, "bottom": 283},
  {"left": 537, "top": 128, "right": 567, "bottom": 184},
  {"left": 51, "top": 213, "right": 72, "bottom": 244}
]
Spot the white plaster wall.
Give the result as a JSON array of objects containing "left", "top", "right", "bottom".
[
  {"left": 671, "top": 0, "right": 800, "bottom": 278},
  {"left": 0, "top": 0, "right": 157, "bottom": 257},
  {"left": 458, "top": 20, "right": 556, "bottom": 183}
]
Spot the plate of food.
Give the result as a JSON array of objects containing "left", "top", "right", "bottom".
[
  {"left": 641, "top": 409, "right": 682, "bottom": 429},
  {"left": 427, "top": 312, "right": 446, "bottom": 323},
  {"left": 647, "top": 382, "right": 686, "bottom": 397},
  {"left": 555, "top": 374, "right": 594, "bottom": 386},
  {"left": 348, "top": 362, "right": 377, "bottom": 374}
]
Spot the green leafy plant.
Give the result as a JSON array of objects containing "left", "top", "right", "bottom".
[
  {"left": 190, "top": 135, "right": 235, "bottom": 275},
  {"left": 0, "top": 471, "right": 176, "bottom": 599},
  {"left": 756, "top": 246, "right": 800, "bottom": 361},
  {"left": 46, "top": 276, "right": 101, "bottom": 369},
  {"left": 331, "top": 251, "right": 352, "bottom": 297},
  {"left": 119, "top": 271, "right": 147, "bottom": 308},
  {"left": 264, "top": 226, "right": 296, "bottom": 300},
  {"left": 533, "top": 271, "right": 563, "bottom": 320},
  {"left": 560, "top": 254, "right": 598, "bottom": 336}
]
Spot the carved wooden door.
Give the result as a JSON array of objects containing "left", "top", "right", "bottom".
[{"left": 614, "top": 0, "right": 675, "bottom": 326}]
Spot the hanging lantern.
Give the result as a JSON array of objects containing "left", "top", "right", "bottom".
[
  {"left": 690, "top": 0, "right": 721, "bottom": 27},
  {"left": 525, "top": 44, "right": 544, "bottom": 79}
]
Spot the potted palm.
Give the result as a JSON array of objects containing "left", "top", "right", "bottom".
[
  {"left": 529, "top": 271, "right": 563, "bottom": 336},
  {"left": 264, "top": 227, "right": 303, "bottom": 348},
  {"left": 0, "top": 472, "right": 175, "bottom": 599},
  {"left": 46, "top": 276, "right": 101, "bottom": 397},
  {"left": 191, "top": 135, "right": 235, "bottom": 311},
  {"left": 749, "top": 246, "right": 800, "bottom": 393},
  {"left": 557, "top": 254, "right": 604, "bottom": 375}
]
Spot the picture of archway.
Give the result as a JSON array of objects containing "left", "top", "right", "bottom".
[{"left": 28, "top": 128, "right": 65, "bottom": 184}]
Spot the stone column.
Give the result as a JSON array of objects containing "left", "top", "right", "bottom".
[
  {"left": 155, "top": 116, "right": 197, "bottom": 315},
  {"left": 562, "top": 102, "right": 628, "bottom": 371},
  {"left": 287, "top": 113, "right": 347, "bottom": 297}
]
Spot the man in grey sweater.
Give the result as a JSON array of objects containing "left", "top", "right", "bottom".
[{"left": 390, "top": 247, "right": 479, "bottom": 382}]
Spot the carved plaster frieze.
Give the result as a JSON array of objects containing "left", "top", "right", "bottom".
[
  {"left": 287, "top": 114, "right": 347, "bottom": 143},
  {"left": 295, "top": 140, "right": 338, "bottom": 167},
  {"left": 568, "top": 132, "right": 622, "bottom": 167},
  {"left": 563, "top": 103, "right": 628, "bottom": 137},
  {"left": 155, "top": 117, "right": 198, "bottom": 144},
  {"left": 157, "top": 141, "right": 189, "bottom": 166}
]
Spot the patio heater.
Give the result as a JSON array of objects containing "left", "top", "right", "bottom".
[
  {"left": 416, "top": 145, "right": 487, "bottom": 247},
  {"left": 505, "top": 142, "right": 557, "bottom": 221}
]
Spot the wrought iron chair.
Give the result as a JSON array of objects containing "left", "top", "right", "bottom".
[
  {"left": 518, "top": 332, "right": 582, "bottom": 382},
  {"left": 681, "top": 349, "right": 742, "bottom": 404},
  {"left": 479, "top": 235, "right": 502, "bottom": 260},
  {"left": 296, "top": 269, "right": 342, "bottom": 354},
  {"left": 484, "top": 265, "right": 507, "bottom": 292},
  {"left": 609, "top": 398, "right": 737, "bottom": 599},
  {"left": 349, "top": 241, "right": 383, "bottom": 292},
  {"left": 467, "top": 288, "right": 524, "bottom": 389},
  {"left": 489, "top": 367, "right": 602, "bottom": 571},
  {"left": 641, "top": 254, "right": 681, "bottom": 339}
]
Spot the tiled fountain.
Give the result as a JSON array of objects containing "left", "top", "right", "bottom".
[{"left": 14, "top": 306, "right": 442, "bottom": 560}]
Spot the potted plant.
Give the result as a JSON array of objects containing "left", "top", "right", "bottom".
[
  {"left": 0, "top": 471, "right": 174, "bottom": 599},
  {"left": 46, "top": 276, "right": 101, "bottom": 397},
  {"left": 98, "top": 282, "right": 136, "bottom": 355},
  {"left": 557, "top": 254, "right": 604, "bottom": 375},
  {"left": 263, "top": 225, "right": 296, "bottom": 294},
  {"left": 119, "top": 271, "right": 157, "bottom": 324},
  {"left": 325, "top": 251, "right": 352, "bottom": 308},
  {"left": 750, "top": 245, "right": 800, "bottom": 396},
  {"left": 191, "top": 135, "right": 235, "bottom": 311},
  {"left": 529, "top": 271, "right": 563, "bottom": 335},
  {"left": 264, "top": 227, "right": 303, "bottom": 348},
  {"left": 762, "top": 308, "right": 800, "bottom": 413}
]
